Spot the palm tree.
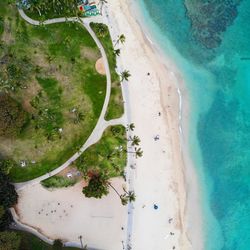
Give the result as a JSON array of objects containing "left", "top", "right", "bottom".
[
  {"left": 108, "top": 182, "right": 135, "bottom": 206},
  {"left": 115, "top": 34, "right": 126, "bottom": 46},
  {"left": 120, "top": 194, "right": 129, "bottom": 205},
  {"left": 127, "top": 147, "right": 143, "bottom": 158},
  {"left": 134, "top": 148, "right": 143, "bottom": 158},
  {"left": 128, "top": 191, "right": 136, "bottom": 202},
  {"left": 128, "top": 135, "right": 140, "bottom": 146},
  {"left": 108, "top": 182, "right": 120, "bottom": 195},
  {"left": 46, "top": 54, "right": 54, "bottom": 64},
  {"left": 114, "top": 48, "right": 121, "bottom": 57},
  {"left": 120, "top": 70, "right": 131, "bottom": 82},
  {"left": 127, "top": 123, "right": 135, "bottom": 131},
  {"left": 95, "top": 23, "right": 108, "bottom": 37},
  {"left": 29, "top": 2, "right": 42, "bottom": 16},
  {"left": 76, "top": 10, "right": 83, "bottom": 22},
  {"left": 78, "top": 235, "right": 83, "bottom": 249},
  {"left": 123, "top": 188, "right": 136, "bottom": 202},
  {"left": 74, "top": 111, "right": 84, "bottom": 124},
  {"left": 74, "top": 144, "right": 82, "bottom": 154}
]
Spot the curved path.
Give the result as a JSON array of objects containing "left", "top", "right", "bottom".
[
  {"left": 12, "top": 8, "right": 136, "bottom": 250},
  {"left": 15, "top": 10, "right": 124, "bottom": 190}
]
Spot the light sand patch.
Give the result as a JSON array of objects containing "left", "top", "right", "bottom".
[
  {"left": 80, "top": 47, "right": 100, "bottom": 61},
  {"left": 20, "top": 78, "right": 42, "bottom": 113},
  {"left": 15, "top": 178, "right": 127, "bottom": 250},
  {"left": 95, "top": 57, "right": 106, "bottom": 75},
  {"left": 2, "top": 20, "right": 13, "bottom": 44}
]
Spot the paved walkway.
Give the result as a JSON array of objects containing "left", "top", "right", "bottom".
[
  {"left": 101, "top": 5, "right": 136, "bottom": 250},
  {"left": 15, "top": 10, "right": 124, "bottom": 190}
]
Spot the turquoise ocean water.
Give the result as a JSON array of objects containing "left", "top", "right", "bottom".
[{"left": 137, "top": 0, "right": 250, "bottom": 249}]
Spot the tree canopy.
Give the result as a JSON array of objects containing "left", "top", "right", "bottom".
[
  {"left": 93, "top": 23, "right": 109, "bottom": 38},
  {"left": 0, "top": 93, "right": 28, "bottom": 137},
  {"left": 0, "top": 170, "right": 18, "bottom": 209},
  {"left": 0, "top": 231, "right": 21, "bottom": 250},
  {"left": 0, "top": 166, "right": 18, "bottom": 230},
  {"left": 53, "top": 239, "right": 63, "bottom": 250},
  {"left": 82, "top": 172, "right": 109, "bottom": 199},
  {"left": 19, "top": 0, "right": 79, "bottom": 18},
  {"left": 0, "top": 159, "right": 17, "bottom": 175}
]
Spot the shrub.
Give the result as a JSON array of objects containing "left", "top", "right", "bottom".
[
  {"left": 0, "top": 17, "right": 4, "bottom": 36},
  {"left": 0, "top": 163, "right": 18, "bottom": 230},
  {"left": 0, "top": 170, "right": 18, "bottom": 209},
  {"left": 0, "top": 159, "right": 17, "bottom": 175},
  {"left": 0, "top": 93, "right": 28, "bottom": 137},
  {"left": 42, "top": 176, "right": 76, "bottom": 188},
  {"left": 53, "top": 239, "right": 63, "bottom": 250},
  {"left": 0, "top": 231, "right": 21, "bottom": 250},
  {"left": 92, "top": 23, "right": 109, "bottom": 38}
]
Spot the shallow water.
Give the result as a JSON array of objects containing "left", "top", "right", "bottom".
[{"left": 138, "top": 0, "right": 250, "bottom": 249}]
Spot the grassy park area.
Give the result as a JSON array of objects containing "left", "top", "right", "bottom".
[
  {"left": 0, "top": 1, "right": 106, "bottom": 182},
  {"left": 41, "top": 125, "right": 127, "bottom": 190},
  {"left": 76, "top": 125, "right": 127, "bottom": 178},
  {"left": 0, "top": 0, "right": 125, "bottom": 184},
  {"left": 22, "top": 1, "right": 124, "bottom": 121},
  {"left": 91, "top": 23, "right": 124, "bottom": 120}
]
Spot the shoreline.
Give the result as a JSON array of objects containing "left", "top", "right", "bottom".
[
  {"left": 129, "top": 3, "right": 204, "bottom": 250},
  {"left": 105, "top": 0, "right": 199, "bottom": 249},
  {"left": 129, "top": 2, "right": 205, "bottom": 249},
  {"left": 130, "top": 2, "right": 205, "bottom": 249}
]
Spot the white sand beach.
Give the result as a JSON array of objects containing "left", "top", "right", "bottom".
[
  {"left": 15, "top": 179, "right": 127, "bottom": 250},
  {"left": 104, "top": 0, "right": 193, "bottom": 249},
  {"left": 14, "top": 0, "right": 201, "bottom": 249}
]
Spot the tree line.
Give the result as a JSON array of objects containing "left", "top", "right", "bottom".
[{"left": 0, "top": 159, "right": 19, "bottom": 249}]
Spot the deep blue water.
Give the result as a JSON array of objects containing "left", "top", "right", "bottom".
[{"left": 138, "top": 0, "right": 250, "bottom": 249}]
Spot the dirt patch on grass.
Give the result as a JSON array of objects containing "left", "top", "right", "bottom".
[
  {"left": 80, "top": 47, "right": 99, "bottom": 61},
  {"left": 2, "top": 20, "right": 14, "bottom": 44},
  {"left": 21, "top": 78, "right": 42, "bottom": 113},
  {"left": 95, "top": 57, "right": 106, "bottom": 75},
  {"left": 31, "top": 50, "right": 49, "bottom": 69}
]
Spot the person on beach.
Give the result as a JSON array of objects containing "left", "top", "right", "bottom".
[{"left": 154, "top": 135, "right": 160, "bottom": 141}]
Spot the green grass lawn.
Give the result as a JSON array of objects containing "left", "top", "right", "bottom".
[
  {"left": 76, "top": 125, "right": 127, "bottom": 178},
  {"left": 0, "top": 16, "right": 3, "bottom": 36},
  {"left": 90, "top": 23, "right": 124, "bottom": 120},
  {"left": 12, "top": 230, "right": 80, "bottom": 250},
  {"left": 41, "top": 125, "right": 127, "bottom": 189},
  {"left": 21, "top": 8, "right": 124, "bottom": 121},
  {"left": 0, "top": 1, "right": 107, "bottom": 182}
]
